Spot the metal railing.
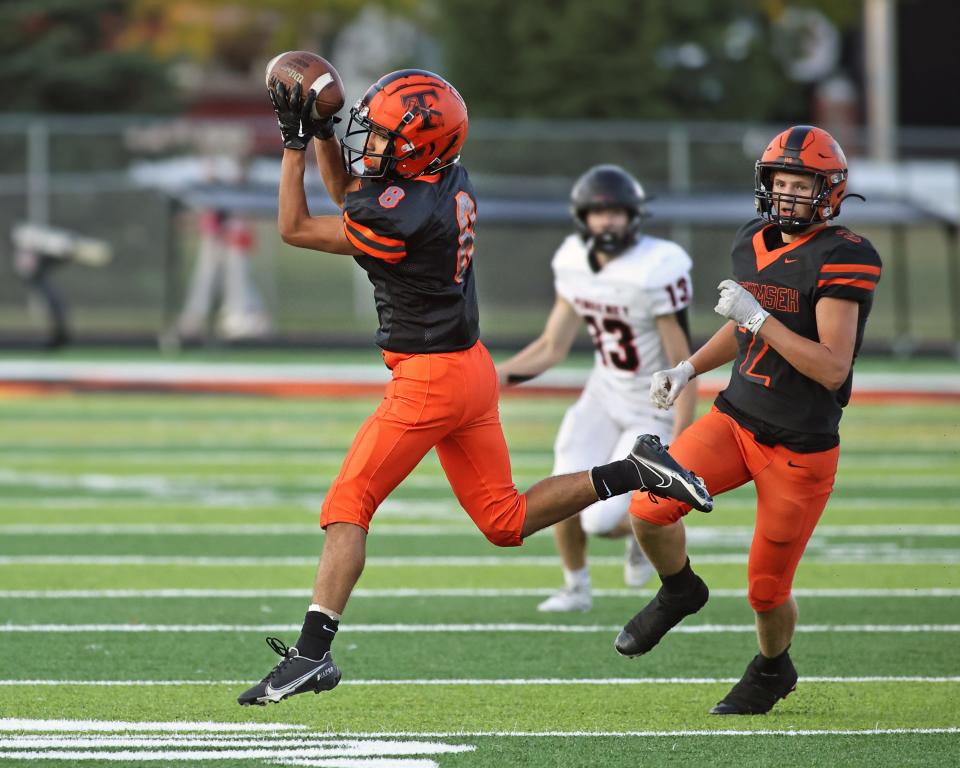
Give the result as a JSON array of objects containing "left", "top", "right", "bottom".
[{"left": 1, "top": 115, "right": 958, "bottom": 356}]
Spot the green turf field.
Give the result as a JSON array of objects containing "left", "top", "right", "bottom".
[{"left": 1, "top": 392, "right": 958, "bottom": 767}]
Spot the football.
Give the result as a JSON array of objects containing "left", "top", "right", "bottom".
[{"left": 264, "top": 51, "right": 345, "bottom": 119}]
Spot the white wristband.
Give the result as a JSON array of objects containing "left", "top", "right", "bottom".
[
  {"left": 743, "top": 308, "right": 770, "bottom": 335},
  {"left": 679, "top": 359, "right": 696, "bottom": 380}
]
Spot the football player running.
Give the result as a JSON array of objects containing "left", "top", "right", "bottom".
[
  {"left": 237, "top": 70, "right": 712, "bottom": 706},
  {"left": 498, "top": 166, "right": 698, "bottom": 613},
  {"left": 615, "top": 125, "right": 882, "bottom": 715}
]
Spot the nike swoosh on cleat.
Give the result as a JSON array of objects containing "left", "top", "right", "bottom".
[
  {"left": 263, "top": 665, "right": 326, "bottom": 698},
  {"left": 634, "top": 458, "right": 671, "bottom": 489}
]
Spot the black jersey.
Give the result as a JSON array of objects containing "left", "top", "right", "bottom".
[
  {"left": 342, "top": 164, "right": 480, "bottom": 353},
  {"left": 715, "top": 219, "right": 882, "bottom": 452}
]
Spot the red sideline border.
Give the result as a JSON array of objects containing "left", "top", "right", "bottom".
[{"left": 1, "top": 378, "right": 959, "bottom": 403}]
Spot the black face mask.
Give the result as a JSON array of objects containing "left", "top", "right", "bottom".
[
  {"left": 586, "top": 229, "right": 636, "bottom": 272},
  {"left": 593, "top": 230, "right": 629, "bottom": 254}
]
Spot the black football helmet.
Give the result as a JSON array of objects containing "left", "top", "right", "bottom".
[{"left": 570, "top": 165, "right": 648, "bottom": 257}]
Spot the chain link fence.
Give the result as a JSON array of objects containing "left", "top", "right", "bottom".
[{"left": 1, "top": 115, "right": 958, "bottom": 355}]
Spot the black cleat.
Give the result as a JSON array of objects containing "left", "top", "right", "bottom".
[
  {"left": 709, "top": 653, "right": 798, "bottom": 715},
  {"left": 615, "top": 575, "right": 709, "bottom": 657},
  {"left": 237, "top": 636, "right": 341, "bottom": 706},
  {"left": 627, "top": 435, "right": 713, "bottom": 512}
]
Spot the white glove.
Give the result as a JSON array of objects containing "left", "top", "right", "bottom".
[
  {"left": 714, "top": 279, "right": 770, "bottom": 334},
  {"left": 650, "top": 360, "right": 695, "bottom": 409}
]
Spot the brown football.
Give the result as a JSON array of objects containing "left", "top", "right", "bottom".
[{"left": 264, "top": 51, "right": 345, "bottom": 119}]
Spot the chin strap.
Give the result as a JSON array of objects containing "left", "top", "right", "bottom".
[
  {"left": 836, "top": 192, "right": 866, "bottom": 216},
  {"left": 586, "top": 242, "right": 602, "bottom": 273}
]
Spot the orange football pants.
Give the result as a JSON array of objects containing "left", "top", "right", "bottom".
[
  {"left": 629, "top": 406, "right": 839, "bottom": 611},
  {"left": 320, "top": 341, "right": 526, "bottom": 546}
]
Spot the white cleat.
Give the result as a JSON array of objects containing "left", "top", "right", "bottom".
[
  {"left": 537, "top": 584, "right": 593, "bottom": 613},
  {"left": 624, "top": 538, "right": 654, "bottom": 588}
]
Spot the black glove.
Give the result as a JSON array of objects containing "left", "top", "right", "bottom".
[
  {"left": 269, "top": 81, "right": 312, "bottom": 150},
  {"left": 312, "top": 113, "right": 340, "bottom": 141},
  {"left": 296, "top": 86, "right": 340, "bottom": 141},
  {"left": 268, "top": 81, "right": 339, "bottom": 149}
]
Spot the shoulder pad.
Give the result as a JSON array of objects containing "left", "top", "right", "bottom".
[
  {"left": 551, "top": 233, "right": 589, "bottom": 272},
  {"left": 733, "top": 218, "right": 766, "bottom": 245},
  {"left": 816, "top": 229, "right": 882, "bottom": 301},
  {"left": 619, "top": 237, "right": 692, "bottom": 291}
]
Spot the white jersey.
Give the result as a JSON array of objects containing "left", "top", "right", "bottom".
[{"left": 552, "top": 232, "right": 693, "bottom": 426}]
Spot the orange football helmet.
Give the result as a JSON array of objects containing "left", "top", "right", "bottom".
[
  {"left": 341, "top": 69, "right": 468, "bottom": 180},
  {"left": 754, "top": 125, "right": 848, "bottom": 233}
]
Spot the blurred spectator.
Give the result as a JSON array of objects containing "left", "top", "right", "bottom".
[
  {"left": 11, "top": 223, "right": 112, "bottom": 349},
  {"left": 177, "top": 208, "right": 272, "bottom": 342}
]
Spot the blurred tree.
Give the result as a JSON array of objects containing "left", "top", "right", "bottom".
[
  {"left": 435, "top": 0, "right": 857, "bottom": 121},
  {"left": 122, "top": 0, "right": 420, "bottom": 76},
  {"left": 0, "top": 0, "right": 180, "bottom": 113},
  {"left": 0, "top": 0, "right": 419, "bottom": 114}
]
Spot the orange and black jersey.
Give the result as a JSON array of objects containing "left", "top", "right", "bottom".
[
  {"left": 716, "top": 219, "right": 882, "bottom": 452},
  {"left": 342, "top": 165, "right": 479, "bottom": 353}
]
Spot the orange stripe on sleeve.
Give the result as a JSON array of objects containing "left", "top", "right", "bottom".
[
  {"left": 817, "top": 277, "right": 877, "bottom": 291},
  {"left": 343, "top": 222, "right": 405, "bottom": 262},
  {"left": 342, "top": 211, "right": 404, "bottom": 249},
  {"left": 820, "top": 263, "right": 882, "bottom": 276}
]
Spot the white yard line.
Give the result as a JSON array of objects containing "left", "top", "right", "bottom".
[
  {"left": 0, "top": 720, "right": 305, "bottom": 732},
  {"left": 0, "top": 676, "right": 957, "bottom": 686},
  {"left": 0, "top": 497, "right": 463, "bottom": 517},
  {"left": 0, "top": 747, "right": 463, "bottom": 763},
  {"left": 0, "top": 450, "right": 557, "bottom": 468},
  {"left": 1, "top": 587, "right": 957, "bottom": 599},
  {"left": 0, "top": 523, "right": 483, "bottom": 537},
  {"left": 2, "top": 552, "right": 959, "bottom": 566},
  {"left": 2, "top": 450, "right": 957, "bottom": 469},
  {"left": 1, "top": 495, "right": 954, "bottom": 514},
  {"left": 0, "top": 623, "right": 957, "bottom": 633},
  {"left": 0, "top": 468, "right": 957, "bottom": 498},
  {"left": 247, "top": 727, "right": 960, "bottom": 737},
  {"left": 0, "top": 719, "right": 957, "bottom": 738},
  {"left": 0, "top": 740, "right": 472, "bottom": 761},
  {"left": 3, "top": 523, "right": 958, "bottom": 538},
  {"left": 0, "top": 737, "right": 465, "bottom": 751}
]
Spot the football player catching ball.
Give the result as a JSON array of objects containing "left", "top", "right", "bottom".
[{"left": 236, "top": 68, "right": 712, "bottom": 706}]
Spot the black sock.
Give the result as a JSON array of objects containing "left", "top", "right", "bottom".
[
  {"left": 590, "top": 459, "right": 642, "bottom": 500},
  {"left": 659, "top": 557, "right": 698, "bottom": 595},
  {"left": 295, "top": 610, "right": 339, "bottom": 659},
  {"left": 756, "top": 645, "right": 792, "bottom": 674}
]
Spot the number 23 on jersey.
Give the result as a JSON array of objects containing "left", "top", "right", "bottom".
[{"left": 583, "top": 314, "right": 640, "bottom": 371}]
